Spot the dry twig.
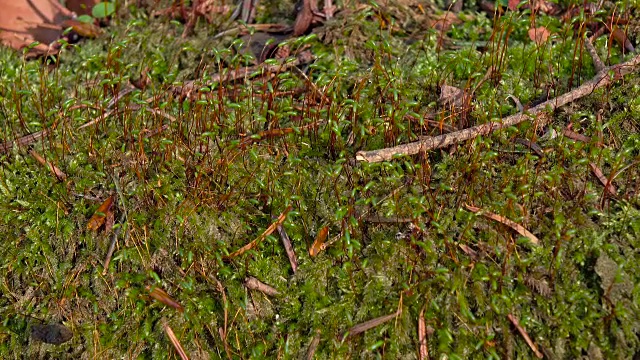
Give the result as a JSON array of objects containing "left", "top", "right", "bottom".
[
  {"left": 507, "top": 314, "right": 543, "bottom": 358},
  {"left": 245, "top": 277, "right": 279, "bottom": 296},
  {"left": 356, "top": 54, "right": 640, "bottom": 163}
]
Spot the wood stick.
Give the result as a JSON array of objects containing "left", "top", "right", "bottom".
[{"left": 356, "top": 53, "right": 640, "bottom": 163}]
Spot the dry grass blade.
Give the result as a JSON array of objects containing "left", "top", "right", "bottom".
[
  {"left": 277, "top": 224, "right": 298, "bottom": 273},
  {"left": 589, "top": 163, "right": 617, "bottom": 196},
  {"left": 148, "top": 286, "right": 185, "bottom": 312},
  {"left": 218, "top": 327, "right": 232, "bottom": 360},
  {"left": 342, "top": 310, "right": 401, "bottom": 341},
  {"left": 165, "top": 324, "right": 190, "bottom": 360},
  {"left": 507, "top": 314, "right": 543, "bottom": 358},
  {"left": 465, "top": 204, "right": 540, "bottom": 245},
  {"left": 225, "top": 206, "right": 292, "bottom": 259},
  {"left": 87, "top": 194, "right": 115, "bottom": 231},
  {"left": 418, "top": 307, "right": 429, "bottom": 360},
  {"left": 244, "top": 277, "right": 279, "bottom": 296},
  {"left": 29, "top": 149, "right": 67, "bottom": 180}
]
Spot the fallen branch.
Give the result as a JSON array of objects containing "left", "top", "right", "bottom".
[{"left": 356, "top": 53, "right": 640, "bottom": 163}]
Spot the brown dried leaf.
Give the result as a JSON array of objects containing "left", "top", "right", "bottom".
[
  {"left": 458, "top": 244, "right": 479, "bottom": 261},
  {"left": 148, "top": 286, "right": 184, "bottom": 312},
  {"left": 309, "top": 225, "right": 329, "bottom": 257},
  {"left": 465, "top": 204, "right": 540, "bottom": 245},
  {"left": 87, "top": 194, "right": 115, "bottom": 231},
  {"left": 293, "top": 0, "right": 314, "bottom": 36},
  {"left": 342, "top": 309, "right": 401, "bottom": 340},
  {"left": 439, "top": 84, "right": 471, "bottom": 114},
  {"left": 589, "top": 163, "right": 617, "bottom": 196},
  {"left": 0, "top": 0, "right": 74, "bottom": 57},
  {"left": 611, "top": 28, "right": 635, "bottom": 53},
  {"left": 563, "top": 128, "right": 591, "bottom": 143},
  {"left": 528, "top": 26, "right": 550, "bottom": 46},
  {"left": 428, "top": 11, "right": 462, "bottom": 32}
]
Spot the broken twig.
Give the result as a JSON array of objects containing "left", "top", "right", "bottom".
[{"left": 356, "top": 53, "right": 640, "bottom": 162}]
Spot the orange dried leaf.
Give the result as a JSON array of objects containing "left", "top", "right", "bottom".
[
  {"left": 87, "top": 194, "right": 115, "bottom": 231},
  {"left": 465, "top": 204, "right": 540, "bottom": 245},
  {"left": 148, "top": 286, "right": 184, "bottom": 312},
  {"left": 309, "top": 226, "right": 329, "bottom": 257},
  {"left": 528, "top": 26, "right": 550, "bottom": 46}
]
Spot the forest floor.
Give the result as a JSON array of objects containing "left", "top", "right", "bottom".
[{"left": 1, "top": 0, "right": 640, "bottom": 358}]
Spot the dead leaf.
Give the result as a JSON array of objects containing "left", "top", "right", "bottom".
[
  {"left": 610, "top": 28, "right": 635, "bottom": 53},
  {"left": 165, "top": 324, "right": 189, "bottom": 360},
  {"left": 148, "top": 286, "right": 184, "bottom": 312},
  {"left": 0, "top": 0, "right": 75, "bottom": 57},
  {"left": 508, "top": 0, "right": 520, "bottom": 11},
  {"left": 589, "top": 163, "right": 617, "bottom": 196},
  {"left": 293, "top": 0, "right": 316, "bottom": 36},
  {"left": 562, "top": 128, "right": 591, "bottom": 143},
  {"left": 458, "top": 244, "right": 479, "bottom": 261},
  {"left": 528, "top": 26, "right": 550, "bottom": 46},
  {"left": 465, "top": 204, "right": 540, "bottom": 245},
  {"left": 428, "top": 11, "right": 461, "bottom": 32},
  {"left": 225, "top": 206, "right": 292, "bottom": 258},
  {"left": 87, "top": 194, "right": 115, "bottom": 231},
  {"left": 309, "top": 225, "right": 329, "bottom": 257},
  {"left": 342, "top": 309, "right": 401, "bottom": 340}
]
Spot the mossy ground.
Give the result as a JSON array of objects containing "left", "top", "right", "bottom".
[{"left": 1, "top": 1, "right": 639, "bottom": 358}]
